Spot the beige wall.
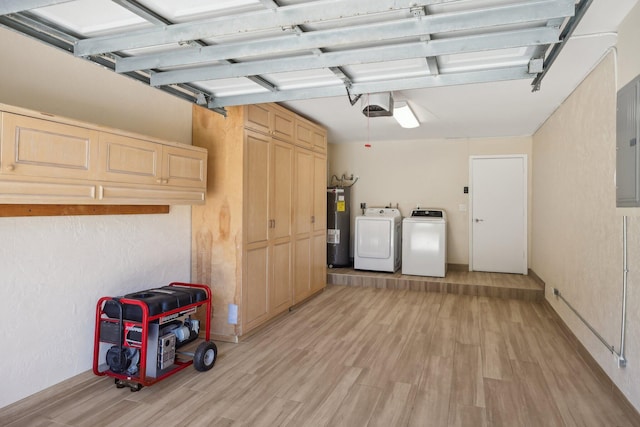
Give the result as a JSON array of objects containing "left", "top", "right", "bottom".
[
  {"left": 0, "top": 27, "right": 194, "bottom": 408},
  {"left": 532, "top": 10, "right": 640, "bottom": 409},
  {"left": 328, "top": 136, "right": 532, "bottom": 265},
  {"left": 0, "top": 27, "right": 192, "bottom": 144}
]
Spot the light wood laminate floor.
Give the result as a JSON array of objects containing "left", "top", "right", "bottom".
[{"left": 2, "top": 284, "right": 638, "bottom": 426}]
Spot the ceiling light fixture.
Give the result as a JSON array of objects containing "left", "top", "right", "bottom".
[{"left": 393, "top": 101, "right": 420, "bottom": 128}]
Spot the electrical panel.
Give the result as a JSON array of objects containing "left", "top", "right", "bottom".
[{"left": 617, "top": 75, "right": 640, "bottom": 207}]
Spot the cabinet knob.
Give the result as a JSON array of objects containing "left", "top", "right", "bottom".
[{"left": 6, "top": 164, "right": 15, "bottom": 171}]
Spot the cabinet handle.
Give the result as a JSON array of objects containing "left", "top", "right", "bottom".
[
  {"left": 311, "top": 215, "right": 315, "bottom": 224},
  {"left": 272, "top": 219, "right": 276, "bottom": 229},
  {"left": 6, "top": 164, "right": 15, "bottom": 171}
]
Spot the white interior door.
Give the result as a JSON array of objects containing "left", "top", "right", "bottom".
[{"left": 470, "top": 155, "right": 527, "bottom": 274}]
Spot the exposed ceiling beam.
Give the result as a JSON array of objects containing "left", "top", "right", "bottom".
[
  {"left": 116, "top": 0, "right": 573, "bottom": 74},
  {"left": 74, "top": 0, "right": 468, "bottom": 57},
  {"left": 207, "top": 66, "right": 534, "bottom": 108},
  {"left": 532, "top": 0, "right": 595, "bottom": 91},
  {"left": 0, "top": 11, "right": 77, "bottom": 49},
  {"left": 152, "top": 27, "right": 560, "bottom": 86},
  {"left": 110, "top": 0, "right": 277, "bottom": 96},
  {"left": 0, "top": 0, "right": 73, "bottom": 15},
  {"left": 421, "top": 7, "right": 440, "bottom": 75}
]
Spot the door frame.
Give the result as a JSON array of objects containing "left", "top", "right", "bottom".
[{"left": 468, "top": 154, "right": 528, "bottom": 274}]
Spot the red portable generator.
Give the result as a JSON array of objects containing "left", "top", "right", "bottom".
[{"left": 93, "top": 282, "right": 217, "bottom": 391}]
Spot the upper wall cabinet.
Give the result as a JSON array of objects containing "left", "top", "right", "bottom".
[
  {"left": 295, "top": 116, "right": 327, "bottom": 154},
  {"left": 0, "top": 104, "right": 207, "bottom": 205},
  {"left": 98, "top": 133, "right": 206, "bottom": 188},
  {"left": 616, "top": 75, "right": 640, "bottom": 207},
  {"left": 245, "top": 103, "right": 295, "bottom": 143},
  {"left": 1, "top": 113, "right": 100, "bottom": 180}
]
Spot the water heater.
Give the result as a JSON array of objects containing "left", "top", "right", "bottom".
[{"left": 327, "top": 187, "right": 350, "bottom": 267}]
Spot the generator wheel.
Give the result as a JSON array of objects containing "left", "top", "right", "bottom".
[
  {"left": 129, "top": 383, "right": 142, "bottom": 392},
  {"left": 194, "top": 341, "right": 217, "bottom": 371}
]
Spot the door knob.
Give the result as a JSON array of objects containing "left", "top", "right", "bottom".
[{"left": 474, "top": 218, "right": 484, "bottom": 223}]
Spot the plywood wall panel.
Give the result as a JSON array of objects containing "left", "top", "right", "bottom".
[{"left": 192, "top": 105, "right": 244, "bottom": 341}]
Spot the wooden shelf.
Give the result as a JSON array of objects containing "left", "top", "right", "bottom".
[{"left": 0, "top": 204, "right": 169, "bottom": 217}]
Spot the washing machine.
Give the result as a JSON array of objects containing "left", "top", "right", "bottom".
[
  {"left": 402, "top": 208, "right": 447, "bottom": 277},
  {"left": 354, "top": 208, "right": 402, "bottom": 272}
]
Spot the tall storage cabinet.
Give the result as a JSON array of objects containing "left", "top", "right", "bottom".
[
  {"left": 243, "top": 130, "right": 294, "bottom": 331},
  {"left": 192, "top": 103, "right": 327, "bottom": 341},
  {"left": 293, "top": 149, "right": 327, "bottom": 304}
]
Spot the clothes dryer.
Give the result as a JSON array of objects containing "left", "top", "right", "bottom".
[{"left": 354, "top": 208, "right": 402, "bottom": 272}]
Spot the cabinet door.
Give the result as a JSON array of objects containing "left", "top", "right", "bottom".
[
  {"left": 294, "top": 149, "right": 314, "bottom": 235},
  {"left": 272, "top": 108, "right": 295, "bottom": 143},
  {"left": 270, "top": 240, "right": 292, "bottom": 314},
  {"left": 162, "top": 145, "right": 207, "bottom": 189},
  {"left": 1, "top": 113, "right": 99, "bottom": 180},
  {"left": 293, "top": 236, "right": 311, "bottom": 303},
  {"left": 295, "top": 119, "right": 314, "bottom": 150},
  {"left": 244, "top": 245, "right": 269, "bottom": 331},
  {"left": 98, "top": 133, "right": 161, "bottom": 184},
  {"left": 313, "top": 154, "right": 327, "bottom": 233},
  {"left": 269, "top": 138, "right": 293, "bottom": 313},
  {"left": 293, "top": 147, "right": 322, "bottom": 303},
  {"left": 271, "top": 140, "right": 293, "bottom": 240},
  {"left": 312, "top": 127, "right": 327, "bottom": 154},
  {"left": 311, "top": 153, "right": 327, "bottom": 293},
  {"left": 311, "top": 232, "right": 327, "bottom": 293},
  {"left": 245, "top": 131, "right": 270, "bottom": 245},
  {"left": 245, "top": 104, "right": 271, "bottom": 135}
]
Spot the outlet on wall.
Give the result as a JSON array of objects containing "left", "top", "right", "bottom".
[{"left": 228, "top": 303, "right": 238, "bottom": 325}]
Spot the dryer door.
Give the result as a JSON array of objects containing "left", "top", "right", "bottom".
[{"left": 356, "top": 218, "right": 391, "bottom": 259}]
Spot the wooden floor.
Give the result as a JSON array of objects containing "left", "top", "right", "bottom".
[{"left": 2, "top": 284, "right": 638, "bottom": 427}]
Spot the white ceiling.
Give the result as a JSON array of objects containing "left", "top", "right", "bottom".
[{"left": 0, "top": 0, "right": 638, "bottom": 143}]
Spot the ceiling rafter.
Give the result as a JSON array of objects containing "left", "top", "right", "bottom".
[
  {"left": 260, "top": 0, "right": 355, "bottom": 93},
  {"left": 0, "top": 0, "right": 584, "bottom": 116},
  {"left": 207, "top": 66, "right": 533, "bottom": 108},
  {"left": 73, "top": 0, "right": 465, "bottom": 57},
  {"left": 108, "top": 0, "right": 277, "bottom": 101},
  {"left": 115, "top": 0, "right": 573, "bottom": 74},
  {"left": 151, "top": 27, "right": 560, "bottom": 87}
]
